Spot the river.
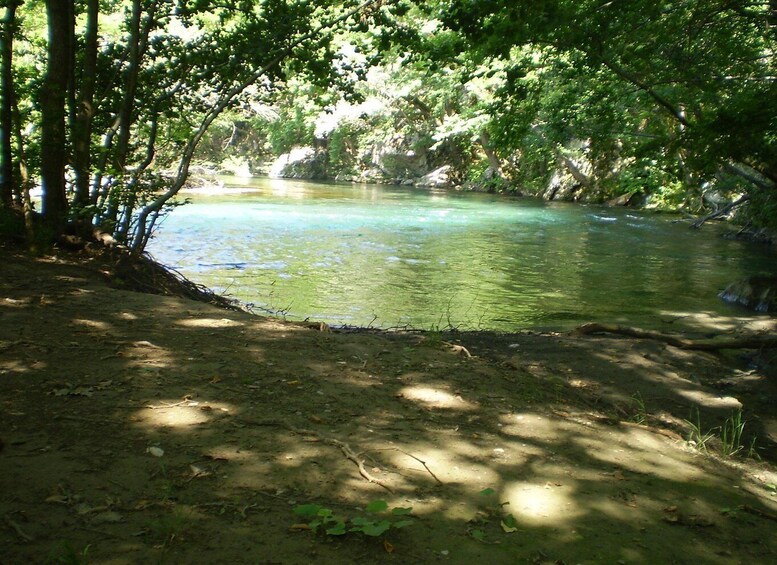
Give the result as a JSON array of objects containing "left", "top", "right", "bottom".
[{"left": 147, "top": 177, "right": 776, "bottom": 331}]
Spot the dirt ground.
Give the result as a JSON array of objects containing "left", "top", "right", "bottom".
[{"left": 2, "top": 242, "right": 777, "bottom": 564}]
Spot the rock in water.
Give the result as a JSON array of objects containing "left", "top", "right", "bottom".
[{"left": 719, "top": 276, "right": 777, "bottom": 312}]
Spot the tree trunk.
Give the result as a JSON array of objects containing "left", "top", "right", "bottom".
[
  {"left": 71, "top": 0, "right": 98, "bottom": 212},
  {"left": 478, "top": 130, "right": 503, "bottom": 177},
  {"left": 40, "top": 0, "right": 73, "bottom": 231},
  {"left": 0, "top": 1, "right": 19, "bottom": 208},
  {"left": 100, "top": 0, "right": 153, "bottom": 233}
]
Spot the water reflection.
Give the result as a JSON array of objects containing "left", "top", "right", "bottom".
[{"left": 148, "top": 178, "right": 776, "bottom": 330}]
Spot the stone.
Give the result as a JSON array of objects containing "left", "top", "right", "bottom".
[
  {"left": 415, "top": 165, "right": 454, "bottom": 188},
  {"left": 269, "top": 147, "right": 327, "bottom": 179},
  {"left": 719, "top": 276, "right": 777, "bottom": 312}
]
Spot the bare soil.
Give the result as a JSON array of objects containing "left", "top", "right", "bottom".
[{"left": 2, "top": 242, "right": 777, "bottom": 564}]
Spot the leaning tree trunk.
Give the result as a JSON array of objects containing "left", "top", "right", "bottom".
[{"left": 40, "top": 0, "right": 73, "bottom": 232}]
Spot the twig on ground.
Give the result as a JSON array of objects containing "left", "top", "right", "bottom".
[
  {"left": 288, "top": 426, "right": 394, "bottom": 493},
  {"left": 4, "top": 515, "right": 34, "bottom": 542},
  {"left": 393, "top": 448, "right": 444, "bottom": 485}
]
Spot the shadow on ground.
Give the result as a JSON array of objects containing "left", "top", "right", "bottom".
[{"left": 1, "top": 247, "right": 777, "bottom": 564}]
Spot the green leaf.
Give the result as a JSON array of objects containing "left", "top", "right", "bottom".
[
  {"left": 366, "top": 500, "right": 389, "bottom": 513},
  {"left": 350, "top": 516, "right": 371, "bottom": 527},
  {"left": 479, "top": 488, "right": 495, "bottom": 496},
  {"left": 500, "top": 514, "right": 519, "bottom": 532},
  {"left": 392, "top": 519, "right": 414, "bottom": 529},
  {"left": 502, "top": 514, "right": 518, "bottom": 528},
  {"left": 325, "top": 521, "right": 347, "bottom": 536},
  {"left": 471, "top": 529, "right": 486, "bottom": 541},
  {"left": 317, "top": 508, "right": 334, "bottom": 518},
  {"left": 391, "top": 507, "right": 413, "bottom": 516},
  {"left": 294, "top": 504, "right": 321, "bottom": 517},
  {"left": 361, "top": 520, "right": 391, "bottom": 537}
]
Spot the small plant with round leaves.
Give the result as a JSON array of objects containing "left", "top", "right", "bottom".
[{"left": 293, "top": 500, "right": 414, "bottom": 539}]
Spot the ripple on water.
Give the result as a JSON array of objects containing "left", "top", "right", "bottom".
[{"left": 149, "top": 179, "right": 777, "bottom": 331}]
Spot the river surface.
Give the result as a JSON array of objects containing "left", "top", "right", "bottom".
[{"left": 147, "top": 177, "right": 776, "bottom": 331}]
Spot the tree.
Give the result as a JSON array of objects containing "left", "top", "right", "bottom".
[
  {"left": 39, "top": 0, "right": 71, "bottom": 231},
  {"left": 3, "top": 0, "right": 395, "bottom": 250},
  {"left": 421, "top": 0, "right": 776, "bottom": 216},
  {"left": 0, "top": 0, "right": 21, "bottom": 209}
]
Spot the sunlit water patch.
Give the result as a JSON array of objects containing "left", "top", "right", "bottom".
[{"left": 148, "top": 178, "right": 776, "bottom": 331}]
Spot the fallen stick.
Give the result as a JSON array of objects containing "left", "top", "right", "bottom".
[
  {"left": 573, "top": 322, "right": 777, "bottom": 350},
  {"left": 330, "top": 439, "right": 394, "bottom": 493},
  {"left": 288, "top": 426, "right": 394, "bottom": 493},
  {"left": 4, "top": 515, "right": 33, "bottom": 542}
]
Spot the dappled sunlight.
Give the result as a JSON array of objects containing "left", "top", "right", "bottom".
[
  {"left": 503, "top": 481, "right": 582, "bottom": 525},
  {"left": 5, "top": 245, "right": 777, "bottom": 564},
  {"left": 71, "top": 318, "right": 112, "bottom": 331},
  {"left": 0, "top": 359, "right": 36, "bottom": 374},
  {"left": 176, "top": 317, "right": 245, "bottom": 328},
  {"left": 498, "top": 412, "right": 574, "bottom": 442},
  {"left": 120, "top": 340, "right": 175, "bottom": 370},
  {"left": 575, "top": 428, "right": 704, "bottom": 481},
  {"left": 132, "top": 399, "right": 235, "bottom": 430},
  {"left": 586, "top": 497, "right": 650, "bottom": 523},
  {"left": 116, "top": 311, "right": 139, "bottom": 321},
  {"left": 676, "top": 390, "right": 741, "bottom": 409},
  {"left": 394, "top": 442, "right": 502, "bottom": 486},
  {"left": 398, "top": 385, "right": 478, "bottom": 411},
  {"left": 656, "top": 309, "right": 777, "bottom": 334},
  {"left": 1, "top": 296, "right": 34, "bottom": 308}
]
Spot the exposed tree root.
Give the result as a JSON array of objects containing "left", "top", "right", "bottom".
[
  {"left": 108, "top": 250, "right": 241, "bottom": 310},
  {"left": 573, "top": 322, "right": 777, "bottom": 350},
  {"left": 443, "top": 341, "right": 472, "bottom": 357}
]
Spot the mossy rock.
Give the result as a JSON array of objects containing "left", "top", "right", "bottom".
[{"left": 719, "top": 276, "right": 777, "bottom": 312}]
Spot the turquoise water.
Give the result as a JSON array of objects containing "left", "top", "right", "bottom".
[{"left": 147, "top": 178, "right": 776, "bottom": 331}]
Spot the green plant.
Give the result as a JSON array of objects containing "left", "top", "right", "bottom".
[
  {"left": 684, "top": 408, "right": 715, "bottom": 453},
  {"left": 630, "top": 392, "right": 647, "bottom": 425},
  {"left": 422, "top": 328, "right": 444, "bottom": 348},
  {"left": 293, "top": 500, "right": 413, "bottom": 539},
  {"left": 45, "top": 541, "right": 90, "bottom": 564},
  {"left": 147, "top": 507, "right": 193, "bottom": 549},
  {"left": 467, "top": 487, "right": 520, "bottom": 542},
  {"left": 685, "top": 408, "right": 759, "bottom": 459},
  {"left": 720, "top": 410, "right": 747, "bottom": 458}
]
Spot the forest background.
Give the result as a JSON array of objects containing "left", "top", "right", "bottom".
[{"left": 0, "top": 0, "right": 776, "bottom": 253}]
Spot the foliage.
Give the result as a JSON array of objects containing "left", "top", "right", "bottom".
[
  {"left": 45, "top": 540, "right": 90, "bottom": 565},
  {"left": 684, "top": 408, "right": 715, "bottom": 454},
  {"left": 293, "top": 500, "right": 414, "bottom": 539},
  {"left": 3, "top": 0, "right": 776, "bottom": 250},
  {"left": 467, "top": 487, "right": 520, "bottom": 542},
  {"left": 685, "top": 408, "right": 759, "bottom": 459},
  {"left": 1, "top": 0, "right": 392, "bottom": 250},
  {"left": 414, "top": 0, "right": 777, "bottom": 209}
]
